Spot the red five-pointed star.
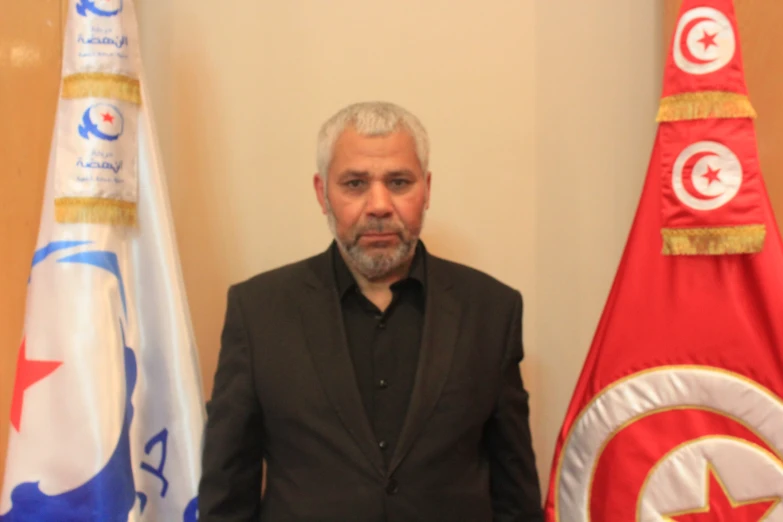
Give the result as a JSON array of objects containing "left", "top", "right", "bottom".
[
  {"left": 666, "top": 466, "right": 779, "bottom": 522},
  {"left": 698, "top": 30, "right": 718, "bottom": 51},
  {"left": 702, "top": 165, "right": 722, "bottom": 185},
  {"left": 101, "top": 112, "right": 114, "bottom": 124},
  {"left": 10, "top": 338, "right": 62, "bottom": 432}
]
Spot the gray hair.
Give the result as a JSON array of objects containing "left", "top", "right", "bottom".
[{"left": 316, "top": 101, "right": 430, "bottom": 179}]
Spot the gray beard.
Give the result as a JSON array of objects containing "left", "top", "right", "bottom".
[{"left": 324, "top": 199, "right": 423, "bottom": 281}]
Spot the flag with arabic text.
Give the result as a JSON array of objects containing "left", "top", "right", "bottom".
[{"left": 1, "top": 1, "right": 205, "bottom": 520}]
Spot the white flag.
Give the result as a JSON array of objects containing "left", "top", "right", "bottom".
[{"left": 1, "top": 0, "right": 205, "bottom": 520}]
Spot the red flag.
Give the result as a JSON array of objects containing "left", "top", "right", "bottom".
[{"left": 543, "top": 0, "right": 783, "bottom": 520}]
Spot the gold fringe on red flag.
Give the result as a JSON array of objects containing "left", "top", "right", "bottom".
[
  {"left": 661, "top": 224, "right": 765, "bottom": 255},
  {"left": 656, "top": 91, "right": 757, "bottom": 122}
]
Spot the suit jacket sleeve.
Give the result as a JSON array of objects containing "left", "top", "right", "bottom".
[
  {"left": 483, "top": 290, "right": 544, "bottom": 522},
  {"left": 199, "top": 285, "right": 265, "bottom": 521}
]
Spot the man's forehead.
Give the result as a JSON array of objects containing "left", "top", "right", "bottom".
[{"left": 330, "top": 129, "right": 421, "bottom": 173}]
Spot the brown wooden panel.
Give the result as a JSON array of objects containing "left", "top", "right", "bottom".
[
  {"left": 0, "top": 0, "right": 63, "bottom": 494},
  {"left": 664, "top": 0, "right": 783, "bottom": 225}
]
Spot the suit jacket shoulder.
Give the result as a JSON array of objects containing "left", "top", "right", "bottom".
[
  {"left": 228, "top": 250, "right": 327, "bottom": 304},
  {"left": 426, "top": 254, "right": 522, "bottom": 309}
]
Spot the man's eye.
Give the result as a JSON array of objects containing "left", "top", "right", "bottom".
[
  {"left": 345, "top": 179, "right": 365, "bottom": 188},
  {"left": 389, "top": 179, "right": 411, "bottom": 187}
]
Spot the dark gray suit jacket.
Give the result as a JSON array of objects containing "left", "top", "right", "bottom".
[{"left": 199, "top": 243, "right": 543, "bottom": 521}]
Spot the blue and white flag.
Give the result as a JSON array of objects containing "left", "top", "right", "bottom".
[{"left": 1, "top": 0, "right": 205, "bottom": 520}]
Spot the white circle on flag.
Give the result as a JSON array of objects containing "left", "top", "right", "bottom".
[
  {"left": 672, "top": 140, "right": 742, "bottom": 211},
  {"left": 673, "top": 7, "right": 735, "bottom": 75},
  {"left": 553, "top": 367, "right": 783, "bottom": 521},
  {"left": 639, "top": 437, "right": 783, "bottom": 520}
]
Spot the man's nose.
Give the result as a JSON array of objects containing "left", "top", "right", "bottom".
[{"left": 365, "top": 182, "right": 393, "bottom": 218}]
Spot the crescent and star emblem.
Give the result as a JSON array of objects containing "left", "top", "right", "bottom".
[
  {"left": 553, "top": 367, "right": 783, "bottom": 521},
  {"left": 673, "top": 7, "right": 735, "bottom": 75},
  {"left": 672, "top": 141, "right": 742, "bottom": 211}
]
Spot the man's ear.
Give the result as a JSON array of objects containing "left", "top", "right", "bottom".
[
  {"left": 313, "top": 173, "right": 328, "bottom": 214},
  {"left": 425, "top": 171, "right": 432, "bottom": 210}
]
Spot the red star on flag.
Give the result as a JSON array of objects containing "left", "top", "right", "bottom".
[
  {"left": 101, "top": 112, "right": 115, "bottom": 124},
  {"left": 701, "top": 165, "right": 722, "bottom": 185},
  {"left": 698, "top": 30, "right": 718, "bottom": 51},
  {"left": 666, "top": 466, "right": 779, "bottom": 521},
  {"left": 10, "top": 337, "right": 62, "bottom": 432}
]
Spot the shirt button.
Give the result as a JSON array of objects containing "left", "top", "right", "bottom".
[
  {"left": 378, "top": 379, "right": 388, "bottom": 389},
  {"left": 377, "top": 321, "right": 386, "bottom": 329},
  {"left": 378, "top": 440, "right": 388, "bottom": 450},
  {"left": 386, "top": 479, "right": 399, "bottom": 495}
]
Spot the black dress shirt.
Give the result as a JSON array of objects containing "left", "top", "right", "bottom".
[{"left": 332, "top": 241, "right": 426, "bottom": 466}]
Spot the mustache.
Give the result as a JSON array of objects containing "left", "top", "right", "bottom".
[{"left": 354, "top": 219, "right": 404, "bottom": 237}]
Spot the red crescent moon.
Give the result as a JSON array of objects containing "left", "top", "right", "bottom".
[
  {"left": 588, "top": 408, "right": 776, "bottom": 520},
  {"left": 681, "top": 150, "right": 720, "bottom": 201},
  {"left": 680, "top": 17, "right": 716, "bottom": 65}
]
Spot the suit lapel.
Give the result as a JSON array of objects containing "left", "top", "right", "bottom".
[
  {"left": 389, "top": 256, "right": 462, "bottom": 474},
  {"left": 298, "top": 249, "right": 386, "bottom": 477}
]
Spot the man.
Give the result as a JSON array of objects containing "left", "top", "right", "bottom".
[{"left": 198, "top": 101, "right": 543, "bottom": 521}]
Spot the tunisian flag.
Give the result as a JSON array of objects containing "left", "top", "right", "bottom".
[{"left": 543, "top": 0, "right": 783, "bottom": 520}]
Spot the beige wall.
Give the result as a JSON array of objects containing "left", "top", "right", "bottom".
[
  {"left": 133, "top": 0, "right": 662, "bottom": 489},
  {"left": 534, "top": 2, "right": 662, "bottom": 487}
]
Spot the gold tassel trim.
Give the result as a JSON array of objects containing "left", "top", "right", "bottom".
[
  {"left": 55, "top": 197, "right": 137, "bottom": 227},
  {"left": 656, "top": 91, "right": 757, "bottom": 122},
  {"left": 62, "top": 73, "right": 141, "bottom": 105},
  {"left": 661, "top": 225, "right": 765, "bottom": 255}
]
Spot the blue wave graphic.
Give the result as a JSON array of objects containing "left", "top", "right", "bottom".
[
  {"left": 0, "top": 245, "right": 138, "bottom": 521},
  {"left": 28, "top": 241, "right": 92, "bottom": 283},
  {"left": 59, "top": 251, "right": 128, "bottom": 318},
  {"left": 31, "top": 242, "right": 91, "bottom": 270},
  {"left": 76, "top": 0, "right": 123, "bottom": 17},
  {"left": 183, "top": 496, "right": 198, "bottom": 522}
]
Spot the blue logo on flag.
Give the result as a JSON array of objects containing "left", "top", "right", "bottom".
[
  {"left": 0, "top": 241, "right": 201, "bottom": 521},
  {"left": 0, "top": 242, "right": 136, "bottom": 522},
  {"left": 76, "top": 0, "right": 123, "bottom": 17},
  {"left": 78, "top": 104, "right": 124, "bottom": 142}
]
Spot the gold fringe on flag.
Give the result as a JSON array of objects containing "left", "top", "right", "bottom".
[
  {"left": 656, "top": 91, "right": 757, "bottom": 122},
  {"left": 661, "top": 225, "right": 765, "bottom": 255},
  {"left": 55, "top": 197, "right": 137, "bottom": 227},
  {"left": 62, "top": 72, "right": 141, "bottom": 105}
]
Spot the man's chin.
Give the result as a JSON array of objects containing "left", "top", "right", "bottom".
[{"left": 351, "top": 248, "right": 397, "bottom": 266}]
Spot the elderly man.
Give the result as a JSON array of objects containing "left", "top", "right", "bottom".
[{"left": 198, "top": 101, "right": 543, "bottom": 521}]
